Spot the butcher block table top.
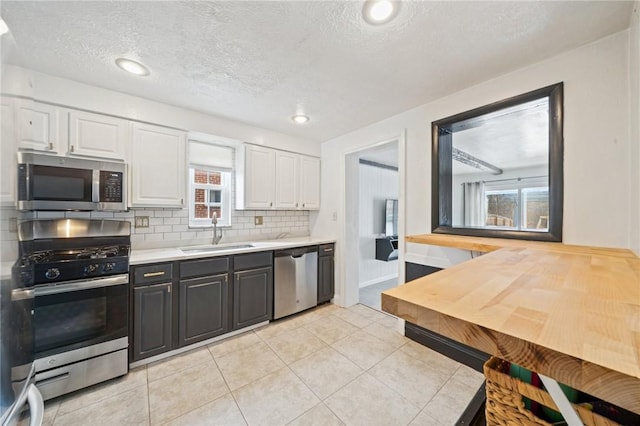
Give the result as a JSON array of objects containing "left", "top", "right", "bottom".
[{"left": 382, "top": 234, "right": 640, "bottom": 413}]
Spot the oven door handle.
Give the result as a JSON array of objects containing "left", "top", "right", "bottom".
[
  {"left": 12, "top": 288, "right": 35, "bottom": 301},
  {"left": 34, "top": 274, "right": 128, "bottom": 296}
]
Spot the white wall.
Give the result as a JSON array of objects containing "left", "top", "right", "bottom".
[
  {"left": 358, "top": 163, "right": 398, "bottom": 288},
  {"left": 312, "top": 30, "right": 637, "bottom": 305},
  {"left": 1, "top": 65, "right": 320, "bottom": 157},
  {"left": 630, "top": 2, "right": 640, "bottom": 256}
]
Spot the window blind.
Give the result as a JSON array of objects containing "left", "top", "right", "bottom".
[{"left": 188, "top": 140, "right": 234, "bottom": 170}]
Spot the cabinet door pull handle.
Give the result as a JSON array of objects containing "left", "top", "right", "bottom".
[
  {"left": 48, "top": 142, "right": 54, "bottom": 150},
  {"left": 143, "top": 271, "right": 165, "bottom": 277},
  {"left": 70, "top": 145, "right": 74, "bottom": 153},
  {"left": 167, "top": 286, "right": 171, "bottom": 293},
  {"left": 270, "top": 202, "right": 273, "bottom": 207}
]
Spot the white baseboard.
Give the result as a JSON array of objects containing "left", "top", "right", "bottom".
[{"left": 359, "top": 273, "right": 398, "bottom": 288}]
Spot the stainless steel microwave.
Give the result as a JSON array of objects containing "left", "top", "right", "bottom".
[{"left": 17, "top": 152, "right": 127, "bottom": 211}]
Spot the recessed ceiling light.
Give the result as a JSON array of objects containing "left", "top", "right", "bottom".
[
  {"left": 362, "top": 0, "right": 399, "bottom": 25},
  {"left": 115, "top": 58, "right": 150, "bottom": 76},
  {"left": 291, "top": 114, "right": 310, "bottom": 124}
]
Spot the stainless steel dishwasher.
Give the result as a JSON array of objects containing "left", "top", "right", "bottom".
[{"left": 273, "top": 246, "right": 318, "bottom": 319}]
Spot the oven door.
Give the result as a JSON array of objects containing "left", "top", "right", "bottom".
[{"left": 32, "top": 275, "right": 128, "bottom": 360}]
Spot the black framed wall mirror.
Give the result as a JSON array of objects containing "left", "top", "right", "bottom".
[{"left": 432, "top": 83, "right": 563, "bottom": 242}]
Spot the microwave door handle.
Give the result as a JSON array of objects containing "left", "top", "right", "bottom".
[{"left": 92, "top": 169, "right": 100, "bottom": 204}]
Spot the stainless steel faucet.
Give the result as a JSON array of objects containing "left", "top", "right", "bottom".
[{"left": 212, "top": 212, "right": 223, "bottom": 245}]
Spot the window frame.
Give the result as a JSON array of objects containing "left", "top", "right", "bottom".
[
  {"left": 431, "top": 83, "right": 564, "bottom": 242},
  {"left": 483, "top": 184, "right": 549, "bottom": 232},
  {"left": 188, "top": 167, "right": 232, "bottom": 228}
]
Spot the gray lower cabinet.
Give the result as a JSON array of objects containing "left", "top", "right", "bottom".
[
  {"left": 133, "top": 282, "right": 172, "bottom": 361},
  {"left": 179, "top": 273, "right": 229, "bottom": 347},
  {"left": 233, "top": 267, "right": 273, "bottom": 329},
  {"left": 318, "top": 243, "right": 335, "bottom": 304}
]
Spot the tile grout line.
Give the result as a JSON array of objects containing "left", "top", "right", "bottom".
[
  {"left": 156, "top": 351, "right": 237, "bottom": 426},
  {"left": 207, "top": 344, "right": 250, "bottom": 426},
  {"left": 145, "top": 365, "right": 151, "bottom": 426}
]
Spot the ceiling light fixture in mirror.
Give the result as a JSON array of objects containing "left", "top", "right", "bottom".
[{"left": 431, "top": 83, "right": 564, "bottom": 242}]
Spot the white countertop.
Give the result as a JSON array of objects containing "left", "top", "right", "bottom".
[
  {"left": 130, "top": 236, "right": 336, "bottom": 265},
  {"left": 0, "top": 261, "right": 14, "bottom": 280}
]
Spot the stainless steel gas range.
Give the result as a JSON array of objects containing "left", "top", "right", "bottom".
[{"left": 13, "top": 219, "right": 131, "bottom": 400}]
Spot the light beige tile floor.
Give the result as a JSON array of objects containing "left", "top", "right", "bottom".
[{"left": 31, "top": 303, "right": 484, "bottom": 426}]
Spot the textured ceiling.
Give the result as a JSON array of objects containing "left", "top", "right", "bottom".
[
  {"left": 453, "top": 98, "right": 549, "bottom": 174},
  {"left": 0, "top": 1, "right": 634, "bottom": 143}
]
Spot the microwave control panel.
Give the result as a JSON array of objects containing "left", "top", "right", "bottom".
[{"left": 100, "top": 171, "right": 123, "bottom": 202}]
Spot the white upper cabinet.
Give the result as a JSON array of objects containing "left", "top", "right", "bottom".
[
  {"left": 68, "top": 110, "right": 127, "bottom": 160},
  {"left": 15, "top": 100, "right": 61, "bottom": 153},
  {"left": 299, "top": 155, "right": 320, "bottom": 210},
  {"left": 241, "top": 145, "right": 276, "bottom": 209},
  {"left": 236, "top": 144, "right": 320, "bottom": 210},
  {"left": 275, "top": 150, "right": 299, "bottom": 209},
  {"left": 130, "top": 122, "right": 186, "bottom": 208},
  {"left": 1, "top": 97, "right": 17, "bottom": 205},
  {"left": 15, "top": 101, "right": 128, "bottom": 161}
]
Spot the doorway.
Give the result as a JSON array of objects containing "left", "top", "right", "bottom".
[{"left": 343, "top": 137, "right": 404, "bottom": 311}]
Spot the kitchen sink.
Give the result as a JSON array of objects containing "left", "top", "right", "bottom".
[{"left": 180, "top": 244, "right": 254, "bottom": 254}]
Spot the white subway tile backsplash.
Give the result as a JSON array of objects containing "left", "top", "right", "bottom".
[
  {"left": 154, "top": 210, "right": 173, "bottom": 218},
  {"left": 1, "top": 207, "right": 308, "bottom": 250},
  {"left": 114, "top": 211, "right": 135, "bottom": 218},
  {"left": 149, "top": 217, "right": 163, "bottom": 226},
  {"left": 133, "top": 227, "right": 154, "bottom": 234},
  {"left": 163, "top": 232, "right": 182, "bottom": 241},
  {"left": 144, "top": 233, "right": 164, "bottom": 241}
]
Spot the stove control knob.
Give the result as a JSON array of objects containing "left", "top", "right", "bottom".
[
  {"left": 104, "top": 262, "right": 115, "bottom": 272},
  {"left": 84, "top": 264, "right": 98, "bottom": 275},
  {"left": 45, "top": 268, "right": 60, "bottom": 280}
]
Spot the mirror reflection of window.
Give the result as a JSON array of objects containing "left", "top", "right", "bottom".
[
  {"left": 452, "top": 98, "right": 550, "bottom": 231},
  {"left": 432, "top": 82, "right": 563, "bottom": 242}
]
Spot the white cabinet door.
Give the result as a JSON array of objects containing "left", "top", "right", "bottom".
[
  {"left": 244, "top": 145, "right": 276, "bottom": 209},
  {"left": 130, "top": 122, "right": 186, "bottom": 207},
  {"left": 69, "top": 111, "right": 127, "bottom": 160},
  {"left": 15, "top": 100, "right": 60, "bottom": 153},
  {"left": 299, "top": 155, "right": 320, "bottom": 210},
  {"left": 275, "top": 151, "right": 298, "bottom": 209},
  {"left": 1, "top": 98, "right": 17, "bottom": 205}
]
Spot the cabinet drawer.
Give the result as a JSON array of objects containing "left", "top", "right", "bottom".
[
  {"left": 133, "top": 263, "right": 173, "bottom": 285},
  {"left": 234, "top": 251, "right": 273, "bottom": 270},
  {"left": 180, "top": 257, "right": 229, "bottom": 279},
  {"left": 319, "top": 244, "right": 334, "bottom": 257}
]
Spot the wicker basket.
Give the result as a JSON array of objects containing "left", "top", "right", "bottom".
[{"left": 483, "top": 357, "right": 621, "bottom": 426}]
